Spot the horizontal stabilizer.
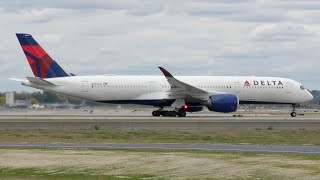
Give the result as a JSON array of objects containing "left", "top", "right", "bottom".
[
  {"left": 26, "top": 77, "right": 56, "bottom": 86},
  {"left": 8, "top": 78, "right": 26, "bottom": 82}
]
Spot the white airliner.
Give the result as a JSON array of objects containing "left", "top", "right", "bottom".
[{"left": 11, "top": 33, "right": 313, "bottom": 117}]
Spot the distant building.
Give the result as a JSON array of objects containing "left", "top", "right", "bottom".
[{"left": 5, "top": 92, "right": 14, "bottom": 105}]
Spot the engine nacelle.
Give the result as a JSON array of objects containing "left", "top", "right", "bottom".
[{"left": 207, "top": 94, "right": 239, "bottom": 113}]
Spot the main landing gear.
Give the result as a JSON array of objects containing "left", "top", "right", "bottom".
[
  {"left": 290, "top": 104, "right": 297, "bottom": 117},
  {"left": 152, "top": 109, "right": 186, "bottom": 117}
]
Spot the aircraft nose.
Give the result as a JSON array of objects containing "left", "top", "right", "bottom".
[{"left": 307, "top": 91, "right": 313, "bottom": 101}]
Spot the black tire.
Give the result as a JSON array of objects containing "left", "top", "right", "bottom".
[
  {"left": 170, "top": 111, "right": 177, "bottom": 117},
  {"left": 178, "top": 110, "right": 186, "bottom": 117},
  {"left": 155, "top": 110, "right": 161, "bottom": 116},
  {"left": 291, "top": 112, "right": 297, "bottom": 117},
  {"left": 161, "top": 111, "right": 168, "bottom": 117},
  {"left": 152, "top": 110, "right": 161, "bottom": 116}
]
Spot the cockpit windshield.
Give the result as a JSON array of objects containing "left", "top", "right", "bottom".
[{"left": 300, "top": 85, "right": 305, "bottom": 90}]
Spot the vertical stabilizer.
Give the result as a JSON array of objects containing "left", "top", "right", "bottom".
[{"left": 16, "top": 33, "right": 69, "bottom": 78}]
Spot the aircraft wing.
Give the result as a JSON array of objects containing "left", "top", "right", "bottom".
[{"left": 158, "top": 67, "right": 216, "bottom": 102}]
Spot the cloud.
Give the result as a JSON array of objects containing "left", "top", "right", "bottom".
[
  {"left": 250, "top": 23, "right": 315, "bottom": 41},
  {"left": 272, "top": 63, "right": 313, "bottom": 73},
  {"left": 0, "top": 0, "right": 166, "bottom": 16},
  {"left": 1, "top": 0, "right": 320, "bottom": 92}
]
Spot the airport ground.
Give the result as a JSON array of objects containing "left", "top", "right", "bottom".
[
  {"left": 0, "top": 108, "right": 319, "bottom": 179},
  {"left": 1, "top": 107, "right": 320, "bottom": 131},
  {"left": 0, "top": 149, "right": 319, "bottom": 180}
]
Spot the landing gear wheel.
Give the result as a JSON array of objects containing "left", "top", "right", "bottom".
[
  {"left": 169, "top": 111, "right": 177, "bottom": 117},
  {"left": 152, "top": 110, "right": 161, "bottom": 116},
  {"left": 290, "top": 112, "right": 297, "bottom": 117},
  {"left": 161, "top": 110, "right": 168, "bottom": 117},
  {"left": 152, "top": 109, "right": 184, "bottom": 117},
  {"left": 177, "top": 110, "right": 186, "bottom": 117}
]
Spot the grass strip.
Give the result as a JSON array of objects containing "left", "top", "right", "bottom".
[{"left": 0, "top": 129, "right": 319, "bottom": 145}]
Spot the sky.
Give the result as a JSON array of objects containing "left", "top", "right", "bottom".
[{"left": 1, "top": 0, "right": 320, "bottom": 92}]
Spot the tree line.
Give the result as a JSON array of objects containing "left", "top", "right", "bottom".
[{"left": 0, "top": 91, "right": 82, "bottom": 105}]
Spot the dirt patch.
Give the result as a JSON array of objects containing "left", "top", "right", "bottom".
[{"left": 0, "top": 149, "right": 319, "bottom": 179}]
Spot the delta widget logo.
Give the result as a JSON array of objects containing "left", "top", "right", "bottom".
[{"left": 244, "top": 80, "right": 284, "bottom": 86}]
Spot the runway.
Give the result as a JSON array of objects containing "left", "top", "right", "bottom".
[
  {"left": 0, "top": 143, "right": 319, "bottom": 155},
  {"left": 0, "top": 109, "right": 320, "bottom": 130},
  {"left": 1, "top": 110, "right": 319, "bottom": 155}
]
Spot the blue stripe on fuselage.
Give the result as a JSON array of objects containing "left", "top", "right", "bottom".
[
  {"left": 96, "top": 99, "right": 176, "bottom": 107},
  {"left": 97, "top": 100, "right": 292, "bottom": 107}
]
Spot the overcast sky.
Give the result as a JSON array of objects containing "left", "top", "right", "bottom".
[{"left": 1, "top": 0, "right": 320, "bottom": 92}]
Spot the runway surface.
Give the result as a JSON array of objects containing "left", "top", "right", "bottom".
[
  {"left": 1, "top": 110, "right": 319, "bottom": 155},
  {"left": 0, "top": 109, "right": 320, "bottom": 130},
  {"left": 0, "top": 143, "right": 319, "bottom": 155},
  {"left": 0, "top": 112, "right": 320, "bottom": 130}
]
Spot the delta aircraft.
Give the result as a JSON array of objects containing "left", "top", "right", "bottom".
[{"left": 10, "top": 33, "right": 313, "bottom": 117}]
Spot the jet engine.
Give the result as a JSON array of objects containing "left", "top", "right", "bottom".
[{"left": 206, "top": 94, "right": 239, "bottom": 113}]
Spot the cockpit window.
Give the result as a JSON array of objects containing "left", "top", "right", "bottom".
[{"left": 300, "top": 85, "right": 305, "bottom": 90}]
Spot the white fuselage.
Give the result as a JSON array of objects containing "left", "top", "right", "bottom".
[{"left": 23, "top": 75, "right": 313, "bottom": 107}]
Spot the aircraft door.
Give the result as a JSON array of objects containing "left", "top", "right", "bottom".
[
  {"left": 234, "top": 82, "right": 240, "bottom": 94},
  {"left": 286, "top": 82, "right": 293, "bottom": 93},
  {"left": 149, "top": 81, "right": 162, "bottom": 93},
  {"left": 82, "top": 81, "right": 88, "bottom": 93},
  {"left": 149, "top": 81, "right": 157, "bottom": 92}
]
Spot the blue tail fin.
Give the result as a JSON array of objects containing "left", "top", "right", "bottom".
[{"left": 16, "top": 33, "right": 69, "bottom": 78}]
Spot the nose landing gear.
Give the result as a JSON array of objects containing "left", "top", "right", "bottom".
[{"left": 290, "top": 104, "right": 297, "bottom": 117}]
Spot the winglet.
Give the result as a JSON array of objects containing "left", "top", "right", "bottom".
[{"left": 158, "top": 67, "right": 173, "bottom": 77}]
